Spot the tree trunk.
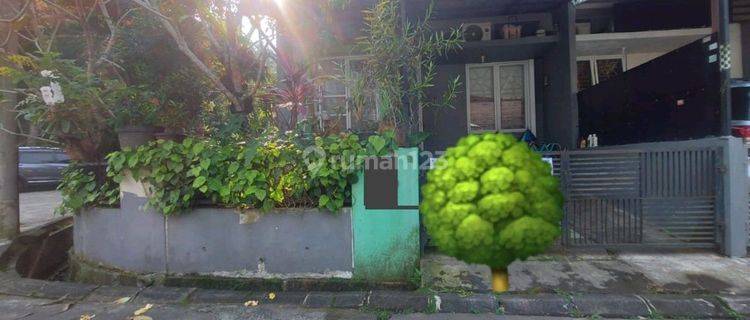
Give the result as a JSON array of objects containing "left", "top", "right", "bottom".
[{"left": 0, "top": 24, "right": 19, "bottom": 239}]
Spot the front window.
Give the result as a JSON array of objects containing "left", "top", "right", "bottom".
[
  {"left": 318, "top": 57, "right": 378, "bottom": 133},
  {"left": 467, "top": 60, "right": 535, "bottom": 133}
]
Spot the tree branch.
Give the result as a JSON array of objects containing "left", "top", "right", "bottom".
[
  {"left": 93, "top": 0, "right": 117, "bottom": 68},
  {"left": 0, "top": 0, "right": 31, "bottom": 23},
  {"left": 0, "top": 126, "right": 61, "bottom": 145},
  {"left": 41, "top": 0, "right": 78, "bottom": 20},
  {"left": 131, "top": 0, "right": 243, "bottom": 110}
]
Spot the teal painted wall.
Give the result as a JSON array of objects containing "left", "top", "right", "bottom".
[{"left": 352, "top": 148, "right": 420, "bottom": 281}]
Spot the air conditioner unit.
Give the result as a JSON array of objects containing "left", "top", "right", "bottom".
[{"left": 463, "top": 22, "right": 492, "bottom": 42}]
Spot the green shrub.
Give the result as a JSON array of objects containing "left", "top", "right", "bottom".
[
  {"left": 420, "top": 133, "right": 563, "bottom": 269},
  {"left": 106, "top": 132, "right": 396, "bottom": 215},
  {"left": 57, "top": 166, "right": 120, "bottom": 215}
]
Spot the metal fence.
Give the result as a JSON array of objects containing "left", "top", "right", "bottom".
[{"left": 543, "top": 147, "right": 721, "bottom": 249}]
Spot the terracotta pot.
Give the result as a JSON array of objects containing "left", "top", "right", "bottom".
[{"left": 116, "top": 125, "right": 156, "bottom": 149}]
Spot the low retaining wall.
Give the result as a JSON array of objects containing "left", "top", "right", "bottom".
[
  {"left": 74, "top": 201, "right": 354, "bottom": 279},
  {"left": 74, "top": 148, "right": 423, "bottom": 282}
]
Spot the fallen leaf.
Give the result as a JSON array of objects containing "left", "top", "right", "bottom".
[
  {"left": 133, "top": 304, "right": 153, "bottom": 316},
  {"left": 80, "top": 314, "right": 95, "bottom": 320},
  {"left": 113, "top": 297, "right": 131, "bottom": 304},
  {"left": 130, "top": 316, "right": 153, "bottom": 320},
  {"left": 268, "top": 292, "right": 276, "bottom": 300},
  {"left": 244, "top": 300, "right": 259, "bottom": 307}
]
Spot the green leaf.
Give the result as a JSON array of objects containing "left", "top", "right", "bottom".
[
  {"left": 192, "top": 176, "right": 207, "bottom": 188},
  {"left": 319, "top": 195, "right": 330, "bottom": 207},
  {"left": 127, "top": 155, "right": 139, "bottom": 168},
  {"left": 255, "top": 189, "right": 267, "bottom": 201},
  {"left": 220, "top": 186, "right": 230, "bottom": 197},
  {"left": 200, "top": 159, "right": 211, "bottom": 170},
  {"left": 228, "top": 162, "right": 240, "bottom": 174},
  {"left": 368, "top": 135, "right": 386, "bottom": 154},
  {"left": 192, "top": 142, "right": 205, "bottom": 155}
]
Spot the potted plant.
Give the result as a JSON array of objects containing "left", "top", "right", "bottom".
[
  {"left": 420, "top": 133, "right": 563, "bottom": 292},
  {"left": 108, "top": 85, "right": 159, "bottom": 149}
]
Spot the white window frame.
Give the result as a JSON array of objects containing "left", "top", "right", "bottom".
[
  {"left": 465, "top": 60, "right": 536, "bottom": 134},
  {"left": 318, "top": 55, "right": 379, "bottom": 130},
  {"left": 577, "top": 55, "right": 626, "bottom": 87}
]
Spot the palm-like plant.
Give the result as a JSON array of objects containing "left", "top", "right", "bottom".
[{"left": 269, "top": 53, "right": 317, "bottom": 131}]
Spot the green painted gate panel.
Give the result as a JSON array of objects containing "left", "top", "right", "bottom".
[{"left": 352, "top": 148, "right": 420, "bottom": 281}]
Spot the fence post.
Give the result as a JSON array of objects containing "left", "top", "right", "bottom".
[
  {"left": 560, "top": 150, "right": 570, "bottom": 247},
  {"left": 720, "top": 137, "right": 748, "bottom": 257}
]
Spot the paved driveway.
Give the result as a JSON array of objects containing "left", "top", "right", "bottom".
[{"left": 20, "top": 191, "right": 64, "bottom": 232}]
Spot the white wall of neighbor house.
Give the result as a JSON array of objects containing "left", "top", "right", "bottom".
[
  {"left": 623, "top": 24, "right": 743, "bottom": 77},
  {"left": 578, "top": 23, "right": 744, "bottom": 84}
]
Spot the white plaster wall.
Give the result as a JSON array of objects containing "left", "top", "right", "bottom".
[{"left": 624, "top": 23, "right": 743, "bottom": 79}]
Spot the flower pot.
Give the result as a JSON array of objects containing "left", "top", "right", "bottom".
[
  {"left": 117, "top": 125, "right": 156, "bottom": 149},
  {"left": 491, "top": 268, "right": 509, "bottom": 293}
]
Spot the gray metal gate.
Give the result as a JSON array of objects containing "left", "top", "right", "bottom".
[{"left": 544, "top": 147, "right": 721, "bottom": 249}]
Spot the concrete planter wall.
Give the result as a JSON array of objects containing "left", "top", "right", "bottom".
[
  {"left": 74, "top": 203, "right": 354, "bottom": 278},
  {"left": 73, "top": 148, "right": 423, "bottom": 282}
]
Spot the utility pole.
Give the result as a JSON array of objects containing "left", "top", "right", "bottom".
[{"left": 0, "top": 21, "right": 20, "bottom": 239}]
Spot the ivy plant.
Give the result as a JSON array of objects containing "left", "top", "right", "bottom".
[
  {"left": 56, "top": 166, "right": 120, "bottom": 215},
  {"left": 106, "top": 131, "right": 397, "bottom": 215},
  {"left": 108, "top": 139, "right": 203, "bottom": 215}
]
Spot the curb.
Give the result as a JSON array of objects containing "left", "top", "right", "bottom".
[{"left": 0, "top": 276, "right": 747, "bottom": 318}]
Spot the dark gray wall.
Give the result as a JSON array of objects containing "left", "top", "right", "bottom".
[
  {"left": 742, "top": 22, "right": 750, "bottom": 78},
  {"left": 542, "top": 3, "right": 578, "bottom": 149},
  {"left": 423, "top": 64, "right": 467, "bottom": 152}
]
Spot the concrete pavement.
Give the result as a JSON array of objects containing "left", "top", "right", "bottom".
[
  {"left": 0, "top": 275, "right": 746, "bottom": 319},
  {"left": 0, "top": 294, "right": 637, "bottom": 320},
  {"left": 422, "top": 250, "right": 750, "bottom": 295},
  {"left": 19, "top": 191, "right": 63, "bottom": 232}
]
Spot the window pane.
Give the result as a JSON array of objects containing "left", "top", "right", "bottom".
[
  {"left": 468, "top": 67, "right": 496, "bottom": 131},
  {"left": 596, "top": 59, "right": 623, "bottom": 83},
  {"left": 320, "top": 60, "right": 346, "bottom": 96},
  {"left": 55, "top": 152, "right": 70, "bottom": 163},
  {"left": 320, "top": 97, "right": 347, "bottom": 131},
  {"left": 577, "top": 60, "right": 593, "bottom": 91},
  {"left": 498, "top": 65, "right": 526, "bottom": 130},
  {"left": 20, "top": 152, "right": 56, "bottom": 164}
]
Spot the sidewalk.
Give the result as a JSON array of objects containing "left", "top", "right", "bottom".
[
  {"left": 0, "top": 294, "right": 632, "bottom": 320},
  {"left": 0, "top": 275, "right": 747, "bottom": 319},
  {"left": 422, "top": 250, "right": 750, "bottom": 295},
  {"left": 19, "top": 191, "right": 64, "bottom": 232}
]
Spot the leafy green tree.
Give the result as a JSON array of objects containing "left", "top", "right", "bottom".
[{"left": 421, "top": 133, "right": 563, "bottom": 269}]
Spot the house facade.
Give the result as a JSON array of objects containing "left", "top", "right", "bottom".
[
  {"left": 282, "top": 0, "right": 747, "bottom": 152},
  {"left": 277, "top": 0, "right": 749, "bottom": 256}
]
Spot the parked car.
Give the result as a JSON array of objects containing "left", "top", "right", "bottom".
[{"left": 18, "top": 147, "right": 69, "bottom": 191}]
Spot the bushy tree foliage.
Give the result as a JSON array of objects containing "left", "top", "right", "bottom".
[{"left": 421, "top": 133, "right": 563, "bottom": 269}]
